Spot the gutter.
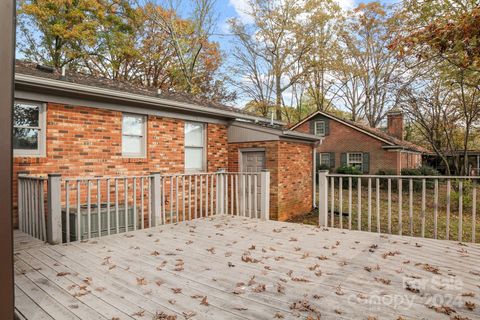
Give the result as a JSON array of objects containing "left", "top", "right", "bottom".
[{"left": 15, "top": 73, "right": 286, "bottom": 126}]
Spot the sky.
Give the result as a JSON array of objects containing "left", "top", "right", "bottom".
[{"left": 210, "top": 0, "right": 397, "bottom": 55}]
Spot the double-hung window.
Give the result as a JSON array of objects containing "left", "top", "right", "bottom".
[
  {"left": 347, "top": 153, "right": 363, "bottom": 171},
  {"left": 13, "top": 100, "right": 46, "bottom": 157},
  {"left": 314, "top": 121, "right": 326, "bottom": 136},
  {"left": 122, "top": 114, "right": 146, "bottom": 158},
  {"left": 185, "top": 122, "right": 205, "bottom": 172},
  {"left": 319, "top": 153, "right": 331, "bottom": 167}
]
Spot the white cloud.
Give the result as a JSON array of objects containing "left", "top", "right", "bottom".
[
  {"left": 228, "top": 0, "right": 254, "bottom": 24},
  {"left": 335, "top": 0, "right": 356, "bottom": 10}
]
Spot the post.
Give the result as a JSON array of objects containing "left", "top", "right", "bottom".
[
  {"left": 47, "top": 174, "right": 62, "bottom": 244},
  {"left": 260, "top": 170, "right": 270, "bottom": 221},
  {"left": 216, "top": 169, "right": 226, "bottom": 214},
  {"left": 318, "top": 170, "right": 329, "bottom": 226},
  {"left": 150, "top": 172, "right": 162, "bottom": 226}
]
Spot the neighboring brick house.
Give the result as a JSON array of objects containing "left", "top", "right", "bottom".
[
  {"left": 290, "top": 110, "right": 428, "bottom": 174},
  {"left": 13, "top": 61, "right": 319, "bottom": 224}
]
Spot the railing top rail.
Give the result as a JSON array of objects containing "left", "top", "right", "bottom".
[
  {"left": 325, "top": 173, "right": 480, "bottom": 180},
  {"left": 18, "top": 175, "right": 47, "bottom": 181},
  {"left": 63, "top": 175, "right": 153, "bottom": 182}
]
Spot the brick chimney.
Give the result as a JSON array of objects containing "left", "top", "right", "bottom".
[{"left": 387, "top": 111, "right": 404, "bottom": 140}]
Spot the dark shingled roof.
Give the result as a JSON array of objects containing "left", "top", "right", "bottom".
[
  {"left": 291, "top": 110, "right": 430, "bottom": 154},
  {"left": 14, "top": 60, "right": 260, "bottom": 119}
]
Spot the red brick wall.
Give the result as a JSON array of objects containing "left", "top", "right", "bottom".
[
  {"left": 228, "top": 140, "right": 314, "bottom": 221},
  {"left": 277, "top": 141, "right": 313, "bottom": 221},
  {"left": 296, "top": 118, "right": 403, "bottom": 174},
  {"left": 12, "top": 103, "right": 228, "bottom": 226}
]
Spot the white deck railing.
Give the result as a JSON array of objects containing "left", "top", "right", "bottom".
[
  {"left": 317, "top": 171, "right": 478, "bottom": 243},
  {"left": 19, "top": 170, "right": 270, "bottom": 244},
  {"left": 17, "top": 175, "right": 47, "bottom": 241}
]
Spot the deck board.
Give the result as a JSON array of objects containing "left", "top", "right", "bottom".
[{"left": 15, "top": 215, "right": 480, "bottom": 319}]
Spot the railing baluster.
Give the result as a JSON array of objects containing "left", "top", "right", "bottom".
[
  {"left": 472, "top": 184, "right": 476, "bottom": 243},
  {"left": 446, "top": 179, "right": 451, "bottom": 240},
  {"left": 357, "top": 177, "right": 361, "bottom": 231},
  {"left": 376, "top": 178, "right": 380, "bottom": 233},
  {"left": 194, "top": 175, "right": 198, "bottom": 219},
  {"left": 26, "top": 180, "right": 31, "bottom": 236},
  {"left": 77, "top": 181, "right": 81, "bottom": 240},
  {"left": 421, "top": 179, "right": 426, "bottom": 238},
  {"left": 254, "top": 174, "right": 258, "bottom": 219},
  {"left": 124, "top": 178, "right": 128, "bottom": 232},
  {"left": 398, "top": 178, "right": 402, "bottom": 236},
  {"left": 205, "top": 175, "right": 209, "bottom": 217},
  {"left": 231, "top": 175, "right": 234, "bottom": 216},
  {"left": 339, "top": 178, "right": 343, "bottom": 229},
  {"left": 41, "top": 180, "right": 46, "bottom": 241},
  {"left": 87, "top": 180, "right": 91, "bottom": 239},
  {"left": 210, "top": 174, "right": 214, "bottom": 216},
  {"left": 66, "top": 181, "right": 70, "bottom": 243},
  {"left": 97, "top": 179, "right": 101, "bottom": 237},
  {"left": 176, "top": 176, "right": 179, "bottom": 222},
  {"left": 140, "top": 177, "right": 144, "bottom": 229},
  {"left": 248, "top": 174, "right": 252, "bottom": 218},
  {"left": 33, "top": 180, "right": 38, "bottom": 238},
  {"left": 133, "top": 177, "right": 137, "bottom": 231},
  {"left": 241, "top": 174, "right": 246, "bottom": 216},
  {"left": 367, "top": 178, "right": 372, "bottom": 232},
  {"left": 107, "top": 179, "right": 111, "bottom": 235},
  {"left": 348, "top": 177, "right": 352, "bottom": 230},
  {"left": 188, "top": 175, "right": 192, "bottom": 220},
  {"left": 170, "top": 176, "right": 174, "bottom": 223},
  {"left": 200, "top": 175, "right": 203, "bottom": 218},
  {"left": 182, "top": 176, "right": 186, "bottom": 221},
  {"left": 434, "top": 179, "right": 438, "bottom": 239},
  {"left": 161, "top": 177, "right": 166, "bottom": 224},
  {"left": 115, "top": 179, "right": 119, "bottom": 234},
  {"left": 235, "top": 174, "right": 239, "bottom": 216},
  {"left": 148, "top": 177, "right": 152, "bottom": 228},
  {"left": 458, "top": 180, "right": 463, "bottom": 242},
  {"left": 387, "top": 179, "right": 392, "bottom": 234},
  {"left": 409, "top": 178, "right": 413, "bottom": 236},
  {"left": 330, "top": 177, "right": 335, "bottom": 227},
  {"left": 17, "top": 179, "right": 23, "bottom": 233}
]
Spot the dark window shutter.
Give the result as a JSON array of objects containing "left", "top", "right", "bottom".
[
  {"left": 324, "top": 119, "right": 330, "bottom": 136},
  {"left": 362, "top": 152, "right": 370, "bottom": 173},
  {"left": 310, "top": 121, "right": 315, "bottom": 134},
  {"left": 340, "top": 153, "right": 347, "bottom": 167},
  {"left": 329, "top": 152, "right": 335, "bottom": 168},
  {"left": 315, "top": 152, "right": 320, "bottom": 169}
]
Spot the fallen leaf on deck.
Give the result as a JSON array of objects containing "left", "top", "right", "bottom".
[
  {"left": 426, "top": 304, "right": 456, "bottom": 315},
  {"left": 182, "top": 311, "right": 196, "bottom": 319},
  {"left": 200, "top": 296, "right": 209, "bottom": 306},
  {"left": 465, "top": 301, "right": 475, "bottom": 311},
  {"left": 136, "top": 277, "right": 147, "bottom": 285},
  {"left": 153, "top": 311, "right": 177, "bottom": 320},
  {"left": 171, "top": 288, "right": 182, "bottom": 294},
  {"left": 132, "top": 310, "right": 145, "bottom": 317},
  {"left": 57, "top": 272, "right": 71, "bottom": 277}
]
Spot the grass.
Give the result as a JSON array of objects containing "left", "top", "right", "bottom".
[{"left": 287, "top": 179, "right": 480, "bottom": 244}]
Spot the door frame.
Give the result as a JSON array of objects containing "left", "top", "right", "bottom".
[{"left": 238, "top": 148, "right": 266, "bottom": 172}]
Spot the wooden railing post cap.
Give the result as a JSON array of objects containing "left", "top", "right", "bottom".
[
  {"left": 261, "top": 169, "right": 269, "bottom": 172},
  {"left": 150, "top": 171, "right": 161, "bottom": 175},
  {"left": 318, "top": 170, "right": 329, "bottom": 173},
  {"left": 217, "top": 168, "right": 226, "bottom": 173},
  {"left": 48, "top": 173, "right": 61, "bottom": 177}
]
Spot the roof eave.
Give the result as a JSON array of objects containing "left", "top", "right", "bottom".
[{"left": 15, "top": 73, "right": 286, "bottom": 126}]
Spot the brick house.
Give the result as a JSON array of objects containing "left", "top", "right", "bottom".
[
  {"left": 13, "top": 61, "right": 319, "bottom": 224},
  {"left": 290, "top": 110, "right": 428, "bottom": 174}
]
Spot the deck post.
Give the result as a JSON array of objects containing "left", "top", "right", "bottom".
[
  {"left": 47, "top": 173, "right": 62, "bottom": 244},
  {"left": 318, "top": 170, "right": 329, "bottom": 227},
  {"left": 260, "top": 170, "right": 270, "bottom": 221},
  {"left": 216, "top": 169, "right": 226, "bottom": 215},
  {"left": 150, "top": 172, "right": 162, "bottom": 225}
]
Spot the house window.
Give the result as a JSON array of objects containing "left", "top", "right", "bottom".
[
  {"left": 347, "top": 153, "right": 363, "bottom": 171},
  {"left": 122, "top": 114, "right": 146, "bottom": 157},
  {"left": 314, "top": 121, "right": 326, "bottom": 136},
  {"left": 185, "top": 122, "right": 205, "bottom": 171},
  {"left": 319, "top": 153, "right": 331, "bottom": 166},
  {"left": 13, "top": 100, "right": 46, "bottom": 157}
]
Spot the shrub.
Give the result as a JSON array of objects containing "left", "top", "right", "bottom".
[
  {"left": 400, "top": 168, "right": 422, "bottom": 176},
  {"left": 377, "top": 169, "right": 398, "bottom": 191},
  {"left": 318, "top": 164, "right": 330, "bottom": 171},
  {"left": 418, "top": 165, "right": 440, "bottom": 176},
  {"left": 335, "top": 166, "right": 361, "bottom": 188}
]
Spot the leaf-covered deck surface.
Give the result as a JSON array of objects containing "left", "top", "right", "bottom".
[{"left": 14, "top": 216, "right": 480, "bottom": 320}]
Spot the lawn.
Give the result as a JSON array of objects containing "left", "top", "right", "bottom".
[{"left": 288, "top": 179, "right": 480, "bottom": 243}]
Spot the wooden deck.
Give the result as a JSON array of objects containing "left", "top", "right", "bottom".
[{"left": 14, "top": 215, "right": 480, "bottom": 320}]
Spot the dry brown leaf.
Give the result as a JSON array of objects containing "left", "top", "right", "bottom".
[
  {"left": 465, "top": 301, "right": 476, "bottom": 311},
  {"left": 252, "top": 284, "right": 266, "bottom": 293},
  {"left": 200, "top": 296, "right": 209, "bottom": 306},
  {"left": 132, "top": 310, "right": 145, "bottom": 317},
  {"left": 136, "top": 277, "right": 147, "bottom": 285},
  {"left": 182, "top": 311, "right": 196, "bottom": 319},
  {"left": 374, "top": 277, "right": 391, "bottom": 285},
  {"left": 153, "top": 312, "right": 177, "bottom": 320},
  {"left": 57, "top": 272, "right": 71, "bottom": 277},
  {"left": 426, "top": 304, "right": 456, "bottom": 315},
  {"left": 277, "top": 283, "right": 285, "bottom": 294},
  {"left": 171, "top": 287, "right": 182, "bottom": 294}
]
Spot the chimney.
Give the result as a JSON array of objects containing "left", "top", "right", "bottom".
[{"left": 387, "top": 111, "right": 404, "bottom": 140}]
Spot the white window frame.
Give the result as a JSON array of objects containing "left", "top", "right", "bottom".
[
  {"left": 314, "top": 121, "right": 326, "bottom": 136},
  {"left": 185, "top": 122, "right": 206, "bottom": 172},
  {"left": 13, "top": 100, "right": 46, "bottom": 157},
  {"left": 347, "top": 152, "right": 363, "bottom": 171},
  {"left": 121, "top": 113, "right": 147, "bottom": 158},
  {"left": 319, "top": 153, "right": 330, "bottom": 166}
]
